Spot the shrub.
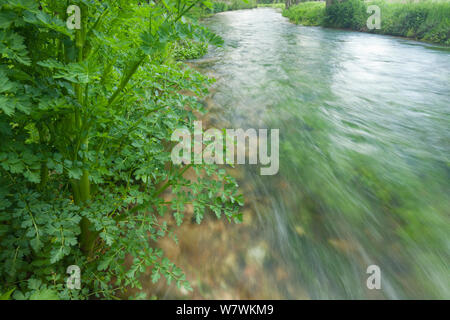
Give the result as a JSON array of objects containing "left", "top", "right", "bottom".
[
  {"left": 0, "top": 0, "right": 242, "bottom": 300},
  {"left": 259, "top": 3, "right": 286, "bottom": 9},
  {"left": 283, "top": 0, "right": 449, "bottom": 45},
  {"left": 282, "top": 2, "right": 325, "bottom": 26},
  {"left": 172, "top": 40, "right": 209, "bottom": 60},
  {"left": 323, "top": 0, "right": 366, "bottom": 30},
  {"left": 230, "top": 0, "right": 258, "bottom": 10},
  {"left": 213, "top": 1, "right": 229, "bottom": 12},
  {"left": 372, "top": 0, "right": 450, "bottom": 44}
]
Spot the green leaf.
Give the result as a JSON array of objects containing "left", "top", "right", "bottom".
[
  {"left": 23, "top": 10, "right": 71, "bottom": 37},
  {"left": 6, "top": 0, "right": 39, "bottom": 11},
  {"left": 37, "top": 59, "right": 66, "bottom": 70},
  {"left": 0, "top": 11, "right": 17, "bottom": 29},
  {"left": 0, "top": 96, "right": 15, "bottom": 116},
  {"left": 0, "top": 30, "right": 31, "bottom": 65},
  {"left": 151, "top": 269, "right": 161, "bottom": 283},
  {"left": 29, "top": 288, "right": 59, "bottom": 300},
  {"left": 0, "top": 288, "right": 15, "bottom": 300},
  {"left": 68, "top": 168, "right": 83, "bottom": 179}
]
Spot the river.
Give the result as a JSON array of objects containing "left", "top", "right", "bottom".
[{"left": 159, "top": 8, "right": 450, "bottom": 299}]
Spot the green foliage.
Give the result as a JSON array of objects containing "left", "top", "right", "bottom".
[
  {"left": 211, "top": 1, "right": 229, "bottom": 12},
  {"left": 185, "top": 0, "right": 257, "bottom": 19},
  {"left": 283, "top": 0, "right": 450, "bottom": 45},
  {"left": 282, "top": 1, "right": 325, "bottom": 26},
  {"left": 0, "top": 0, "right": 242, "bottom": 300},
  {"left": 323, "top": 0, "right": 366, "bottom": 30},
  {"left": 258, "top": 3, "right": 286, "bottom": 9},
  {"left": 0, "top": 288, "right": 15, "bottom": 300},
  {"left": 191, "top": 0, "right": 258, "bottom": 15},
  {"left": 172, "top": 40, "right": 208, "bottom": 60},
  {"left": 370, "top": 0, "right": 450, "bottom": 45},
  {"left": 229, "top": 0, "right": 258, "bottom": 10},
  {"left": 257, "top": 0, "right": 276, "bottom": 4}
]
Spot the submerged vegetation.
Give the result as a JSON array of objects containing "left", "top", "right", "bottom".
[
  {"left": 282, "top": 0, "right": 450, "bottom": 45},
  {"left": 0, "top": 0, "right": 243, "bottom": 300}
]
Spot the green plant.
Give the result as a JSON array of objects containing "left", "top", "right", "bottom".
[
  {"left": 211, "top": 1, "right": 229, "bottom": 13},
  {"left": 283, "top": 0, "right": 449, "bottom": 45},
  {"left": 371, "top": 0, "right": 450, "bottom": 44},
  {"left": 172, "top": 39, "right": 209, "bottom": 60},
  {"left": 227, "top": 0, "right": 257, "bottom": 11},
  {"left": 323, "top": 0, "right": 366, "bottom": 30},
  {"left": 257, "top": 0, "right": 274, "bottom": 4},
  {"left": 259, "top": 3, "right": 285, "bottom": 9},
  {"left": 0, "top": 288, "right": 15, "bottom": 300},
  {"left": 282, "top": 1, "right": 325, "bottom": 26},
  {"left": 0, "top": 0, "right": 243, "bottom": 300}
]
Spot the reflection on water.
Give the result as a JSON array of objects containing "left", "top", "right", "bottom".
[{"left": 170, "top": 8, "right": 449, "bottom": 299}]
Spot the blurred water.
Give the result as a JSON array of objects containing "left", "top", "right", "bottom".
[{"left": 193, "top": 8, "right": 450, "bottom": 299}]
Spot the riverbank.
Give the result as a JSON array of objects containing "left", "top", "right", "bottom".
[
  {"left": 258, "top": 3, "right": 286, "bottom": 9},
  {"left": 282, "top": 0, "right": 450, "bottom": 45},
  {"left": 188, "top": 0, "right": 258, "bottom": 18},
  {"left": 174, "top": 1, "right": 259, "bottom": 61}
]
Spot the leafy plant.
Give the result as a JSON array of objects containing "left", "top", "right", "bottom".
[
  {"left": 283, "top": 0, "right": 449, "bottom": 45},
  {"left": 172, "top": 39, "right": 208, "bottom": 60},
  {"left": 0, "top": 288, "right": 15, "bottom": 300},
  {"left": 229, "top": 0, "right": 257, "bottom": 10},
  {"left": 0, "top": 0, "right": 242, "bottom": 300},
  {"left": 282, "top": 1, "right": 325, "bottom": 26},
  {"left": 323, "top": 0, "right": 366, "bottom": 30}
]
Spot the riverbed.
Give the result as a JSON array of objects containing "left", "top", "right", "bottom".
[{"left": 148, "top": 8, "right": 450, "bottom": 299}]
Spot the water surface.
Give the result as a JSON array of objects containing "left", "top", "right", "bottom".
[{"left": 190, "top": 8, "right": 450, "bottom": 299}]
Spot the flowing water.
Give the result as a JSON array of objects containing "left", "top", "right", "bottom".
[{"left": 184, "top": 8, "right": 450, "bottom": 299}]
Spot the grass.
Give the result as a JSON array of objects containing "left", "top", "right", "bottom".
[
  {"left": 258, "top": 3, "right": 286, "bottom": 9},
  {"left": 187, "top": 1, "right": 258, "bottom": 19},
  {"left": 282, "top": 2, "right": 325, "bottom": 26},
  {"left": 369, "top": 0, "right": 450, "bottom": 44},
  {"left": 282, "top": 0, "right": 450, "bottom": 45}
]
